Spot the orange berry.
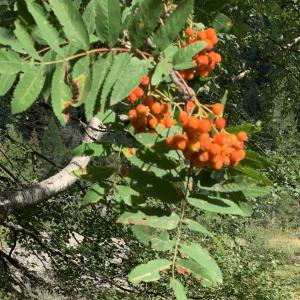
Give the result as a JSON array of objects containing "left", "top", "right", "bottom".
[
  {"left": 143, "top": 95, "right": 154, "bottom": 107},
  {"left": 199, "top": 133, "right": 211, "bottom": 150},
  {"left": 237, "top": 131, "right": 248, "bottom": 142},
  {"left": 187, "top": 116, "right": 200, "bottom": 131},
  {"left": 206, "top": 28, "right": 218, "bottom": 45},
  {"left": 174, "top": 135, "right": 187, "bottom": 150},
  {"left": 199, "top": 151, "right": 209, "bottom": 162},
  {"left": 213, "top": 161, "right": 223, "bottom": 170},
  {"left": 134, "top": 86, "right": 144, "bottom": 98},
  {"left": 179, "top": 111, "right": 189, "bottom": 124},
  {"left": 163, "top": 103, "right": 171, "bottom": 113},
  {"left": 137, "top": 115, "right": 148, "bottom": 127},
  {"left": 215, "top": 117, "right": 226, "bottom": 129},
  {"left": 140, "top": 75, "right": 150, "bottom": 86},
  {"left": 166, "top": 136, "right": 174, "bottom": 148},
  {"left": 211, "top": 154, "right": 223, "bottom": 164},
  {"left": 214, "top": 53, "right": 222, "bottom": 63},
  {"left": 212, "top": 103, "right": 224, "bottom": 116},
  {"left": 128, "top": 109, "right": 137, "bottom": 121},
  {"left": 208, "top": 143, "right": 221, "bottom": 155},
  {"left": 186, "top": 71, "right": 194, "bottom": 81},
  {"left": 187, "top": 140, "right": 201, "bottom": 153},
  {"left": 148, "top": 117, "right": 158, "bottom": 129},
  {"left": 164, "top": 117, "right": 176, "bottom": 128},
  {"left": 185, "top": 27, "right": 194, "bottom": 37},
  {"left": 150, "top": 102, "right": 162, "bottom": 115},
  {"left": 213, "top": 132, "right": 231, "bottom": 146},
  {"left": 203, "top": 39, "right": 214, "bottom": 50},
  {"left": 233, "top": 140, "right": 245, "bottom": 150},
  {"left": 128, "top": 92, "right": 137, "bottom": 103},
  {"left": 136, "top": 104, "right": 148, "bottom": 115},
  {"left": 197, "top": 30, "right": 206, "bottom": 40},
  {"left": 206, "top": 28, "right": 216, "bottom": 38},
  {"left": 185, "top": 100, "right": 196, "bottom": 114},
  {"left": 198, "top": 119, "right": 212, "bottom": 133},
  {"left": 196, "top": 54, "right": 209, "bottom": 66},
  {"left": 231, "top": 150, "right": 246, "bottom": 163},
  {"left": 198, "top": 67, "right": 210, "bottom": 77}
]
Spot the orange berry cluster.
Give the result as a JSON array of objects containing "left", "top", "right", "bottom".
[
  {"left": 128, "top": 76, "right": 150, "bottom": 104},
  {"left": 166, "top": 102, "right": 248, "bottom": 170},
  {"left": 128, "top": 96, "right": 176, "bottom": 133},
  {"left": 179, "top": 27, "right": 222, "bottom": 80}
]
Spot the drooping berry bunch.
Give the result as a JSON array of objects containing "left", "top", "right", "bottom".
[
  {"left": 128, "top": 95, "right": 176, "bottom": 133},
  {"left": 179, "top": 27, "right": 222, "bottom": 80},
  {"left": 166, "top": 101, "right": 248, "bottom": 170},
  {"left": 128, "top": 76, "right": 150, "bottom": 104}
]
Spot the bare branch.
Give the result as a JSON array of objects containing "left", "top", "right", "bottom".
[{"left": 0, "top": 117, "right": 104, "bottom": 213}]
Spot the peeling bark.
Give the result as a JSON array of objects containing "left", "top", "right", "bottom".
[{"left": 0, "top": 117, "right": 103, "bottom": 213}]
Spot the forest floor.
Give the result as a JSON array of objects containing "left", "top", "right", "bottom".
[{"left": 1, "top": 225, "right": 300, "bottom": 299}]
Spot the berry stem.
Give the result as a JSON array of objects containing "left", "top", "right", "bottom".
[{"left": 171, "top": 167, "right": 192, "bottom": 279}]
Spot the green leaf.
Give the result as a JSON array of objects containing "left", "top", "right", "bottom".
[
  {"left": 0, "top": 73, "right": 16, "bottom": 96},
  {"left": 127, "top": 167, "right": 182, "bottom": 203},
  {"left": 170, "top": 278, "right": 188, "bottom": 300},
  {"left": 132, "top": 132, "right": 160, "bottom": 148},
  {"left": 95, "top": 0, "right": 121, "bottom": 47},
  {"left": 132, "top": 226, "right": 175, "bottom": 251},
  {"left": 180, "top": 243, "right": 223, "bottom": 285},
  {"left": 151, "top": 58, "right": 172, "bottom": 85},
  {"left": 118, "top": 211, "right": 180, "bottom": 230},
  {"left": 100, "top": 53, "right": 131, "bottom": 110},
  {"left": 242, "top": 150, "right": 272, "bottom": 169},
  {"left": 173, "top": 61, "right": 196, "bottom": 70},
  {"left": 153, "top": 0, "right": 194, "bottom": 51},
  {"left": 128, "top": 0, "right": 163, "bottom": 48},
  {"left": 226, "top": 122, "right": 260, "bottom": 134},
  {"left": 173, "top": 41, "right": 206, "bottom": 67},
  {"left": 48, "top": 0, "right": 90, "bottom": 50},
  {"left": 187, "top": 196, "right": 248, "bottom": 216},
  {"left": 72, "top": 143, "right": 104, "bottom": 157},
  {"left": 85, "top": 54, "right": 114, "bottom": 120},
  {"left": 115, "top": 185, "right": 139, "bottom": 206},
  {"left": 82, "top": 0, "right": 97, "bottom": 34},
  {"left": 132, "top": 226, "right": 158, "bottom": 246},
  {"left": 82, "top": 183, "right": 106, "bottom": 206},
  {"left": 0, "top": 49, "right": 28, "bottom": 74},
  {"left": 14, "top": 20, "right": 40, "bottom": 60},
  {"left": 26, "top": 0, "right": 63, "bottom": 56},
  {"left": 0, "top": 27, "right": 24, "bottom": 53},
  {"left": 110, "top": 57, "right": 148, "bottom": 106},
  {"left": 184, "top": 219, "right": 213, "bottom": 237},
  {"left": 12, "top": 67, "right": 45, "bottom": 114},
  {"left": 201, "top": 177, "right": 270, "bottom": 197},
  {"left": 128, "top": 259, "right": 171, "bottom": 284},
  {"left": 72, "top": 56, "right": 92, "bottom": 105},
  {"left": 96, "top": 109, "right": 116, "bottom": 124},
  {"left": 51, "top": 65, "right": 72, "bottom": 125},
  {"left": 151, "top": 231, "right": 175, "bottom": 251},
  {"left": 221, "top": 89, "right": 228, "bottom": 108},
  {"left": 163, "top": 45, "right": 179, "bottom": 61},
  {"left": 176, "top": 259, "right": 215, "bottom": 287},
  {"left": 234, "top": 165, "right": 272, "bottom": 186},
  {"left": 212, "top": 13, "right": 233, "bottom": 33}
]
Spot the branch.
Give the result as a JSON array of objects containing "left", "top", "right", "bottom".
[
  {"left": 285, "top": 36, "right": 300, "bottom": 49},
  {"left": 0, "top": 117, "right": 104, "bottom": 213}
]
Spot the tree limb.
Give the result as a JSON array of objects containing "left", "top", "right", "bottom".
[{"left": 0, "top": 117, "right": 104, "bottom": 213}]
